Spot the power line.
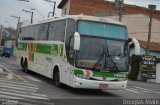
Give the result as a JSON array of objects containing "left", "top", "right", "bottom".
[{"left": 31, "top": 8, "right": 45, "bottom": 18}]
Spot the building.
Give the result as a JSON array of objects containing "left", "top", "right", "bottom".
[
  {"left": 108, "top": 14, "right": 160, "bottom": 43},
  {"left": 130, "top": 40, "right": 160, "bottom": 58},
  {"left": 58, "top": 0, "right": 160, "bottom": 42},
  {"left": 58, "top": 0, "right": 160, "bottom": 20},
  {"left": 58, "top": 0, "right": 160, "bottom": 57}
]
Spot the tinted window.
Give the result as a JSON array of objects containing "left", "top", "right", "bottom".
[
  {"left": 31, "top": 25, "right": 40, "bottom": 40},
  {"left": 65, "top": 19, "right": 76, "bottom": 61},
  {"left": 20, "top": 24, "right": 41, "bottom": 40},
  {"left": 65, "top": 19, "right": 76, "bottom": 45},
  {"left": 21, "top": 27, "right": 34, "bottom": 40},
  {"left": 78, "top": 21, "right": 128, "bottom": 39},
  {"left": 48, "top": 20, "right": 66, "bottom": 41},
  {"left": 38, "top": 23, "right": 48, "bottom": 40}
]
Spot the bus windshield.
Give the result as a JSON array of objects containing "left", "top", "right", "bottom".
[
  {"left": 76, "top": 36, "right": 129, "bottom": 72},
  {"left": 76, "top": 21, "right": 129, "bottom": 72}
]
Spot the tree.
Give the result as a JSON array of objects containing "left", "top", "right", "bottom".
[{"left": 5, "top": 27, "right": 16, "bottom": 40}]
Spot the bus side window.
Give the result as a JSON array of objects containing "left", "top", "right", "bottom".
[
  {"left": 38, "top": 23, "right": 48, "bottom": 40},
  {"left": 30, "top": 25, "right": 40, "bottom": 40},
  {"left": 20, "top": 28, "right": 26, "bottom": 40},
  {"left": 68, "top": 36, "right": 74, "bottom": 65},
  {"left": 65, "top": 19, "right": 76, "bottom": 44},
  {"left": 21, "top": 26, "right": 37, "bottom": 40},
  {"left": 48, "top": 20, "right": 66, "bottom": 41},
  {"left": 65, "top": 19, "right": 76, "bottom": 59}
]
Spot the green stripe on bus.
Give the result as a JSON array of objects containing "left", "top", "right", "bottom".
[
  {"left": 31, "top": 43, "right": 33, "bottom": 51},
  {"left": 32, "top": 53, "right": 34, "bottom": 61},
  {"left": 74, "top": 69, "right": 128, "bottom": 78},
  {"left": 92, "top": 71, "right": 128, "bottom": 78},
  {"left": 74, "top": 69, "right": 84, "bottom": 75},
  {"left": 18, "top": 43, "right": 27, "bottom": 51},
  {"left": 18, "top": 42, "right": 64, "bottom": 56},
  {"left": 36, "top": 43, "right": 52, "bottom": 54}
]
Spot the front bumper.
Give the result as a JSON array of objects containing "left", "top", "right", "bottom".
[{"left": 73, "top": 77, "right": 128, "bottom": 90}]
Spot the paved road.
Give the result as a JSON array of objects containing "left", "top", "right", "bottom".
[{"left": 0, "top": 57, "right": 160, "bottom": 105}]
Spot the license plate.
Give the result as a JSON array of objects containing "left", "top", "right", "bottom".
[{"left": 99, "top": 84, "right": 108, "bottom": 90}]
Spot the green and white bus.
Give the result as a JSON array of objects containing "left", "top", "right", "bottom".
[{"left": 17, "top": 15, "right": 131, "bottom": 90}]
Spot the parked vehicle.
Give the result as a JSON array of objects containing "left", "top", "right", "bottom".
[
  {"left": 0, "top": 49, "right": 10, "bottom": 58},
  {"left": 0, "top": 46, "right": 4, "bottom": 55}
]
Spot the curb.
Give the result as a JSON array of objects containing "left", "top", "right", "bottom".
[{"left": 0, "top": 65, "right": 27, "bottom": 82}]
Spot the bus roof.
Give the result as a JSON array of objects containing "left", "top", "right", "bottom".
[{"left": 21, "top": 15, "right": 125, "bottom": 28}]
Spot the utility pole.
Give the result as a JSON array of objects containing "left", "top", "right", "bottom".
[
  {"left": 52, "top": 1, "right": 56, "bottom": 17},
  {"left": 0, "top": 25, "right": 3, "bottom": 45},
  {"left": 44, "top": 0, "right": 56, "bottom": 17},
  {"left": 115, "top": 0, "right": 124, "bottom": 22},
  {"left": 11, "top": 15, "right": 20, "bottom": 31},
  {"left": 48, "top": 12, "right": 53, "bottom": 17},
  {"left": 22, "top": 9, "right": 34, "bottom": 24},
  {"left": 0, "top": 25, "right": 2, "bottom": 36},
  {"left": 146, "top": 5, "right": 156, "bottom": 55},
  {"left": 31, "top": 8, "right": 45, "bottom": 18},
  {"left": 11, "top": 15, "right": 21, "bottom": 47}
]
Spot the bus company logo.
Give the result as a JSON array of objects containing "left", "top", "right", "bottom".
[
  {"left": 18, "top": 44, "right": 23, "bottom": 49},
  {"left": 85, "top": 70, "right": 91, "bottom": 76}
]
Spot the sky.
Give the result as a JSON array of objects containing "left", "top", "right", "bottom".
[
  {"left": 0, "top": 0, "right": 160, "bottom": 29},
  {"left": 0, "top": 0, "right": 62, "bottom": 29}
]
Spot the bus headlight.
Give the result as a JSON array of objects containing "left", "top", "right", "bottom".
[{"left": 75, "top": 74, "right": 90, "bottom": 80}]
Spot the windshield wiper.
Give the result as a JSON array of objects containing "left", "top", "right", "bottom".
[
  {"left": 106, "top": 45, "right": 119, "bottom": 72},
  {"left": 93, "top": 43, "right": 119, "bottom": 72},
  {"left": 93, "top": 52, "right": 105, "bottom": 69},
  {"left": 106, "top": 55, "right": 119, "bottom": 72},
  {"left": 93, "top": 45, "right": 106, "bottom": 69}
]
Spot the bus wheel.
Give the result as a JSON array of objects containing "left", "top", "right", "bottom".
[
  {"left": 24, "top": 58, "right": 29, "bottom": 74},
  {"left": 54, "top": 69, "right": 62, "bottom": 87},
  {"left": 20, "top": 57, "right": 25, "bottom": 72}
]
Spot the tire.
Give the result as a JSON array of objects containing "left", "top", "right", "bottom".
[
  {"left": 20, "top": 57, "right": 23, "bottom": 67},
  {"left": 24, "top": 58, "right": 29, "bottom": 74},
  {"left": 54, "top": 69, "right": 62, "bottom": 87},
  {"left": 20, "top": 57, "right": 25, "bottom": 72}
]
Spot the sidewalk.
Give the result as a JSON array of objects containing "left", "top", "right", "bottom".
[{"left": 0, "top": 61, "right": 25, "bottom": 81}]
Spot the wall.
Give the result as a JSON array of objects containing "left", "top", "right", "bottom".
[
  {"left": 61, "top": 0, "right": 71, "bottom": 16},
  {"left": 130, "top": 47, "right": 160, "bottom": 58},
  {"left": 69, "top": 0, "right": 118, "bottom": 16},
  {"left": 147, "top": 63, "right": 160, "bottom": 83},
  {"left": 109, "top": 14, "right": 160, "bottom": 43},
  {"left": 62, "top": 0, "right": 160, "bottom": 20},
  {"left": 156, "top": 63, "right": 160, "bottom": 83}
]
